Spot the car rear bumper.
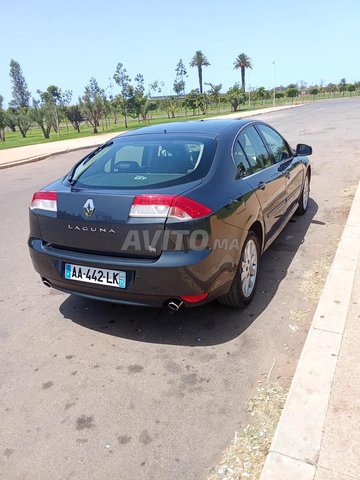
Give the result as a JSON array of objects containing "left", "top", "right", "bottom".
[{"left": 28, "top": 238, "right": 235, "bottom": 307}]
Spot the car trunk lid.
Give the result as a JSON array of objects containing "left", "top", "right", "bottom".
[{"left": 36, "top": 183, "right": 201, "bottom": 258}]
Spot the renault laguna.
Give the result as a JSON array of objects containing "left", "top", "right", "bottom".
[{"left": 28, "top": 119, "right": 312, "bottom": 309}]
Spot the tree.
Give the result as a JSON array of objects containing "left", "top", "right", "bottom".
[
  {"left": 127, "top": 74, "right": 149, "bottom": 121},
  {"left": 184, "top": 89, "right": 200, "bottom": 115},
  {"left": 7, "top": 106, "right": 31, "bottom": 137},
  {"left": 148, "top": 80, "right": 164, "bottom": 118},
  {"left": 36, "top": 85, "right": 71, "bottom": 138},
  {"left": 184, "top": 89, "right": 208, "bottom": 115},
  {"left": 347, "top": 84, "right": 356, "bottom": 95},
  {"left": 9, "top": 59, "right": 31, "bottom": 108},
  {"left": 109, "top": 97, "right": 119, "bottom": 124},
  {"left": 286, "top": 87, "right": 299, "bottom": 103},
  {"left": 30, "top": 98, "right": 52, "bottom": 138},
  {"left": 145, "top": 101, "right": 157, "bottom": 118},
  {"left": 6, "top": 111, "right": 16, "bottom": 132},
  {"left": 65, "top": 105, "right": 83, "bottom": 132},
  {"left": 189, "top": 50, "right": 210, "bottom": 94},
  {"left": 256, "top": 86, "right": 269, "bottom": 103},
  {"left": 113, "top": 63, "right": 132, "bottom": 128},
  {"left": 233, "top": 53, "right": 253, "bottom": 92},
  {"left": 0, "top": 96, "right": 6, "bottom": 141},
  {"left": 173, "top": 59, "right": 187, "bottom": 96},
  {"left": 58, "top": 89, "right": 72, "bottom": 132},
  {"left": 9, "top": 60, "right": 32, "bottom": 137},
  {"left": 149, "top": 79, "right": 164, "bottom": 97},
  {"left": 325, "top": 83, "right": 337, "bottom": 96},
  {"left": 299, "top": 80, "right": 308, "bottom": 94},
  {"left": 205, "top": 82, "right": 222, "bottom": 113},
  {"left": 0, "top": 108, "right": 6, "bottom": 142},
  {"left": 79, "top": 78, "right": 105, "bottom": 134},
  {"left": 227, "top": 84, "right": 246, "bottom": 111},
  {"left": 309, "top": 87, "right": 319, "bottom": 99},
  {"left": 339, "top": 78, "right": 347, "bottom": 96},
  {"left": 161, "top": 96, "right": 180, "bottom": 119}
]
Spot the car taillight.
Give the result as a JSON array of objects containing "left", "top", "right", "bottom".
[
  {"left": 30, "top": 191, "right": 57, "bottom": 212},
  {"left": 129, "top": 195, "right": 212, "bottom": 220}
]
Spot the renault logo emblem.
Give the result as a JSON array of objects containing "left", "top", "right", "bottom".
[{"left": 83, "top": 199, "right": 95, "bottom": 217}]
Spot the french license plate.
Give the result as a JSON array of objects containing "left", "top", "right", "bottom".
[{"left": 64, "top": 263, "right": 126, "bottom": 288}]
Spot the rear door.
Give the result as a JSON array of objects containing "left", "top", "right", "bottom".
[
  {"left": 256, "top": 124, "right": 304, "bottom": 215},
  {"left": 238, "top": 125, "right": 286, "bottom": 239}
]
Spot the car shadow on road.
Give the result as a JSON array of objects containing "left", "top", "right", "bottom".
[{"left": 59, "top": 199, "right": 319, "bottom": 347}]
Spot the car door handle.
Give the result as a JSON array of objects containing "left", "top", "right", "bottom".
[{"left": 258, "top": 181, "right": 266, "bottom": 190}]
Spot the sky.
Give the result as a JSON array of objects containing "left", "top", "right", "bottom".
[{"left": 1, "top": 0, "right": 359, "bottom": 107}]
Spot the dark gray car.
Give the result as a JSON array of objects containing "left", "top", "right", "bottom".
[{"left": 28, "top": 119, "right": 312, "bottom": 309}]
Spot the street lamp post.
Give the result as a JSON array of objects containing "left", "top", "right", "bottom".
[{"left": 273, "top": 61, "right": 276, "bottom": 107}]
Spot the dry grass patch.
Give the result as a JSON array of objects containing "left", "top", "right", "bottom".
[
  {"left": 339, "top": 184, "right": 357, "bottom": 198},
  {"left": 288, "top": 309, "right": 310, "bottom": 334},
  {"left": 208, "top": 382, "right": 287, "bottom": 480}
]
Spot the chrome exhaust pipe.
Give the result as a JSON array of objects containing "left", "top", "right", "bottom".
[
  {"left": 168, "top": 299, "right": 184, "bottom": 311},
  {"left": 42, "top": 278, "right": 52, "bottom": 288}
]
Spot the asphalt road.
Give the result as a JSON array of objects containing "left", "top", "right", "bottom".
[{"left": 1, "top": 98, "right": 360, "bottom": 480}]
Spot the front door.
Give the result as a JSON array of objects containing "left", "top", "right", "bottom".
[
  {"left": 256, "top": 123, "right": 304, "bottom": 215},
  {"left": 237, "top": 125, "right": 286, "bottom": 241}
]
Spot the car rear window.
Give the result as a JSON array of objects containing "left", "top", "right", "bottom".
[{"left": 70, "top": 134, "right": 217, "bottom": 189}]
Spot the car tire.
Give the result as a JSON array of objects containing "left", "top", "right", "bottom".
[
  {"left": 296, "top": 171, "right": 310, "bottom": 215},
  {"left": 218, "top": 231, "right": 260, "bottom": 308}
]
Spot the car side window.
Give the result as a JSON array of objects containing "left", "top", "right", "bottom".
[
  {"left": 256, "top": 124, "right": 292, "bottom": 163},
  {"left": 233, "top": 141, "right": 252, "bottom": 177},
  {"left": 238, "top": 126, "right": 272, "bottom": 173}
]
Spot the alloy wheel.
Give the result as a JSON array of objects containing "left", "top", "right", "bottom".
[
  {"left": 303, "top": 175, "right": 310, "bottom": 210},
  {"left": 241, "top": 239, "right": 258, "bottom": 297}
]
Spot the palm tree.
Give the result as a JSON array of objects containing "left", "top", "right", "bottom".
[
  {"left": 190, "top": 50, "right": 210, "bottom": 94},
  {"left": 233, "top": 53, "right": 253, "bottom": 92}
]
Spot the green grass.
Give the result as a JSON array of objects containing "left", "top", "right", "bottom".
[
  {"left": 0, "top": 102, "right": 275, "bottom": 150},
  {"left": 1, "top": 92, "right": 358, "bottom": 150}
]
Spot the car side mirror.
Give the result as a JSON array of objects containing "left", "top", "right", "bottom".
[{"left": 296, "top": 144, "right": 312, "bottom": 156}]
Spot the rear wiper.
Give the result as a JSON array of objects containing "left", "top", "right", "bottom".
[
  {"left": 67, "top": 141, "right": 113, "bottom": 186},
  {"left": 68, "top": 167, "right": 80, "bottom": 186},
  {"left": 68, "top": 175, "right": 77, "bottom": 187},
  {"left": 67, "top": 167, "right": 77, "bottom": 186}
]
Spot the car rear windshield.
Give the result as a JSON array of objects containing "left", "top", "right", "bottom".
[{"left": 70, "top": 133, "right": 217, "bottom": 189}]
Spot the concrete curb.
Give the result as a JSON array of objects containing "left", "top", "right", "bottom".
[
  {"left": 260, "top": 180, "right": 360, "bottom": 479},
  {"left": 0, "top": 104, "right": 303, "bottom": 170}
]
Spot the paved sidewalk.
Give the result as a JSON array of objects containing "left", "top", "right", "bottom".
[
  {"left": 0, "top": 133, "right": 116, "bottom": 170},
  {"left": 0, "top": 104, "right": 301, "bottom": 169},
  {"left": 260, "top": 181, "right": 360, "bottom": 479}
]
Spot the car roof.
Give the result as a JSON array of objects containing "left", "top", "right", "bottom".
[{"left": 113, "top": 118, "right": 257, "bottom": 139}]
